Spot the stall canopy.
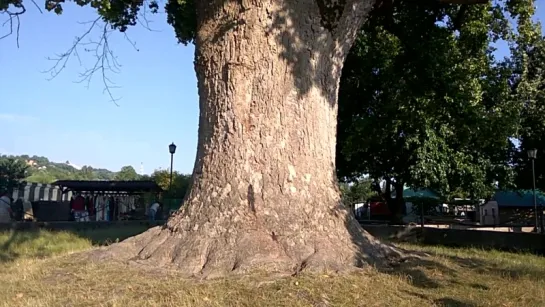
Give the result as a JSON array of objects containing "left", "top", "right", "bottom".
[{"left": 53, "top": 180, "right": 163, "bottom": 194}]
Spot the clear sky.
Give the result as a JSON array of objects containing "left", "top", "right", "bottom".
[{"left": 1, "top": 3, "right": 544, "bottom": 175}]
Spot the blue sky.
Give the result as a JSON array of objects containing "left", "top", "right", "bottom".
[
  {"left": 1, "top": 4, "right": 198, "bottom": 174},
  {"left": 0, "top": 3, "right": 544, "bottom": 175}
]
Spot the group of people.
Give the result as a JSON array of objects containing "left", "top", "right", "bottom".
[
  {"left": 69, "top": 195, "right": 164, "bottom": 222},
  {"left": 0, "top": 192, "right": 164, "bottom": 223}
]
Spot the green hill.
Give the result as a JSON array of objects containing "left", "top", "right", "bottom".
[{"left": 0, "top": 154, "right": 116, "bottom": 184}]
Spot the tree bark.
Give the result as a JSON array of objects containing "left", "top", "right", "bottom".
[{"left": 92, "top": 0, "right": 403, "bottom": 278}]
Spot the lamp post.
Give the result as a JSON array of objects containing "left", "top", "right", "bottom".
[
  {"left": 168, "top": 142, "right": 177, "bottom": 192},
  {"left": 528, "top": 148, "right": 539, "bottom": 233}
]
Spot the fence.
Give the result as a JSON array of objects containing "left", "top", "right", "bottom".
[
  {"left": 354, "top": 197, "right": 482, "bottom": 225},
  {"left": 363, "top": 224, "right": 545, "bottom": 254}
]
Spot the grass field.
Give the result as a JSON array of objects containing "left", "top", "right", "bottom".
[{"left": 0, "top": 227, "right": 544, "bottom": 307}]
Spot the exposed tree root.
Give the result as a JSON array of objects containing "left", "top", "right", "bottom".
[{"left": 85, "top": 207, "right": 414, "bottom": 280}]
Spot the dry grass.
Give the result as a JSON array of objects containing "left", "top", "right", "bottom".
[{"left": 0, "top": 228, "right": 544, "bottom": 307}]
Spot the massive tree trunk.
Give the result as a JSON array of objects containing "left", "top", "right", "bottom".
[{"left": 93, "top": 0, "right": 402, "bottom": 278}]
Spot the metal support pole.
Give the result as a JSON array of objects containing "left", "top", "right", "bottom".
[
  {"left": 533, "top": 159, "right": 538, "bottom": 233},
  {"left": 539, "top": 204, "right": 545, "bottom": 234},
  {"left": 169, "top": 153, "right": 174, "bottom": 192}
]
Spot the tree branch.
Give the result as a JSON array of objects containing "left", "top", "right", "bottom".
[
  {"left": 138, "top": 0, "right": 162, "bottom": 32},
  {"left": 333, "top": 0, "right": 488, "bottom": 59},
  {"left": 0, "top": 4, "right": 25, "bottom": 48},
  {"left": 0, "top": 0, "right": 44, "bottom": 47},
  {"left": 334, "top": 0, "right": 375, "bottom": 57},
  {"left": 452, "top": 4, "right": 468, "bottom": 30},
  {"left": 42, "top": 17, "right": 123, "bottom": 105},
  {"left": 39, "top": 0, "right": 161, "bottom": 105},
  {"left": 2, "top": 0, "right": 160, "bottom": 105}
]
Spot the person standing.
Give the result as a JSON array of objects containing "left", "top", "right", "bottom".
[
  {"left": 0, "top": 195, "right": 13, "bottom": 223},
  {"left": 70, "top": 194, "right": 87, "bottom": 222},
  {"left": 11, "top": 198, "right": 24, "bottom": 221},
  {"left": 148, "top": 201, "right": 161, "bottom": 222}
]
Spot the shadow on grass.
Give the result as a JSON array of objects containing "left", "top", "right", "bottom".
[
  {"left": 434, "top": 297, "right": 477, "bottom": 307},
  {"left": 379, "top": 255, "right": 456, "bottom": 289},
  {"left": 73, "top": 225, "right": 150, "bottom": 245},
  {"left": 401, "top": 291, "right": 477, "bottom": 307},
  {"left": 377, "top": 244, "right": 545, "bottom": 287},
  {"left": 443, "top": 254, "right": 545, "bottom": 281},
  {"left": 344, "top": 209, "right": 545, "bottom": 305},
  {"left": 0, "top": 230, "right": 41, "bottom": 263},
  {"left": 0, "top": 224, "right": 151, "bottom": 264}
]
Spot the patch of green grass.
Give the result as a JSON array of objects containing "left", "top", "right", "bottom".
[
  {"left": 0, "top": 226, "right": 149, "bottom": 263},
  {"left": 400, "top": 243, "right": 545, "bottom": 277},
  {"left": 0, "top": 229, "right": 544, "bottom": 306},
  {"left": 0, "top": 230, "right": 91, "bottom": 262}
]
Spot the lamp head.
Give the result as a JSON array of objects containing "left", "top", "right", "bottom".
[
  {"left": 528, "top": 148, "right": 538, "bottom": 159},
  {"left": 169, "top": 142, "right": 177, "bottom": 155}
]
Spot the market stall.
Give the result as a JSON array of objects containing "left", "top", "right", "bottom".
[{"left": 53, "top": 180, "right": 163, "bottom": 222}]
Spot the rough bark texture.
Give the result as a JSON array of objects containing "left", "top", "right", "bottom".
[{"left": 90, "top": 0, "right": 404, "bottom": 278}]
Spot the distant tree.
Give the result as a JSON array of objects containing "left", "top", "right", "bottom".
[
  {"left": 150, "top": 169, "right": 191, "bottom": 199},
  {"left": 29, "top": 155, "right": 49, "bottom": 165},
  {"left": 140, "top": 174, "right": 151, "bottom": 181},
  {"left": 0, "top": 154, "right": 117, "bottom": 183},
  {"left": 340, "top": 179, "right": 374, "bottom": 208},
  {"left": 115, "top": 166, "right": 140, "bottom": 181},
  {"left": 0, "top": 157, "right": 29, "bottom": 192},
  {"left": 26, "top": 170, "right": 57, "bottom": 184},
  {"left": 91, "top": 167, "right": 117, "bottom": 180}
]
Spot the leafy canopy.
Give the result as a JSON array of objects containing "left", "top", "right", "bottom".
[
  {"left": 511, "top": 3, "right": 545, "bottom": 190},
  {"left": 1, "top": 0, "right": 195, "bottom": 44},
  {"left": 336, "top": 0, "right": 536, "bottom": 199},
  {"left": 2, "top": 0, "right": 493, "bottom": 46}
]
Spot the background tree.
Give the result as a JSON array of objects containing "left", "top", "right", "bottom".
[
  {"left": 2, "top": 0, "right": 491, "bottom": 276},
  {"left": 511, "top": 4, "right": 545, "bottom": 191},
  {"left": 115, "top": 166, "right": 141, "bottom": 181},
  {"left": 337, "top": 0, "right": 525, "bottom": 221},
  {"left": 150, "top": 169, "right": 191, "bottom": 199},
  {"left": 0, "top": 158, "right": 29, "bottom": 193},
  {"left": 339, "top": 178, "right": 374, "bottom": 207},
  {"left": 25, "top": 171, "right": 57, "bottom": 184}
]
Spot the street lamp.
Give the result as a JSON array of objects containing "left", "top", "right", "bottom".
[
  {"left": 168, "top": 142, "right": 177, "bottom": 192},
  {"left": 527, "top": 148, "right": 540, "bottom": 233}
]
